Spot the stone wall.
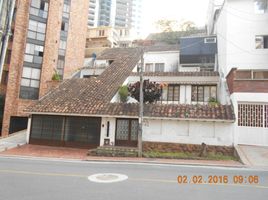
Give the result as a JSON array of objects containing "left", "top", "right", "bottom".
[{"left": 143, "top": 142, "right": 235, "bottom": 156}]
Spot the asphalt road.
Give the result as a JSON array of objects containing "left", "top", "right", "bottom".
[{"left": 0, "top": 156, "right": 267, "bottom": 200}]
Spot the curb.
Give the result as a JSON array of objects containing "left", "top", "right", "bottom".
[
  {"left": 0, "top": 154, "right": 244, "bottom": 168},
  {"left": 84, "top": 158, "right": 245, "bottom": 168}
]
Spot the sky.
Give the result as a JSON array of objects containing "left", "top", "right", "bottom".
[{"left": 141, "top": 0, "right": 210, "bottom": 37}]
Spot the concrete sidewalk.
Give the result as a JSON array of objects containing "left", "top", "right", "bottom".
[
  {"left": 235, "top": 145, "right": 268, "bottom": 169},
  {"left": 0, "top": 144, "right": 243, "bottom": 168},
  {"left": 0, "top": 130, "right": 27, "bottom": 152}
]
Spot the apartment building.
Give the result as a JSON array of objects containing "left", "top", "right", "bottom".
[
  {"left": 208, "top": 0, "right": 268, "bottom": 146},
  {"left": 1, "top": 0, "right": 89, "bottom": 137},
  {"left": 88, "top": 0, "right": 142, "bottom": 40}
]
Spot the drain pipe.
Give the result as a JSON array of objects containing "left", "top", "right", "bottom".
[{"left": 0, "top": 0, "right": 16, "bottom": 82}]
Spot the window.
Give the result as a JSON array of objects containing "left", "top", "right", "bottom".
[
  {"left": 191, "top": 85, "right": 217, "bottom": 102},
  {"left": 167, "top": 85, "right": 180, "bottom": 102},
  {"left": 254, "top": 0, "right": 267, "bottom": 14},
  {"left": 253, "top": 71, "right": 268, "bottom": 79},
  {"left": 155, "top": 63, "right": 165, "bottom": 72},
  {"left": 63, "top": 3, "right": 70, "bottom": 18},
  {"left": 61, "top": 21, "right": 68, "bottom": 31},
  {"left": 238, "top": 104, "right": 268, "bottom": 128},
  {"left": 256, "top": 35, "right": 268, "bottom": 49},
  {"left": 235, "top": 70, "right": 268, "bottom": 80},
  {"left": 145, "top": 63, "right": 153, "bottom": 72},
  {"left": 98, "top": 30, "right": 105, "bottom": 36},
  {"left": 28, "top": 20, "right": 46, "bottom": 41},
  {"left": 24, "top": 43, "right": 44, "bottom": 64},
  {"left": 204, "top": 37, "right": 216, "bottom": 43},
  {"left": 235, "top": 70, "right": 252, "bottom": 80},
  {"left": 21, "top": 67, "right": 41, "bottom": 88},
  {"left": 30, "top": 0, "right": 48, "bottom": 19}
]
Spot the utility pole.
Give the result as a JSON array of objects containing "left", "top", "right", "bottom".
[
  {"left": 0, "top": 0, "right": 16, "bottom": 83},
  {"left": 138, "top": 48, "right": 144, "bottom": 157}
]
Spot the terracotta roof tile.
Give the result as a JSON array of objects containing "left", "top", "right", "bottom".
[
  {"left": 131, "top": 71, "right": 219, "bottom": 77},
  {"left": 27, "top": 47, "right": 235, "bottom": 122}
]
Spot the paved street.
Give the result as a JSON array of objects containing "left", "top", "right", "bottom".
[{"left": 0, "top": 156, "right": 267, "bottom": 200}]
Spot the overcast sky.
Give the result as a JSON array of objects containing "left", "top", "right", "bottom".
[{"left": 141, "top": 0, "right": 210, "bottom": 37}]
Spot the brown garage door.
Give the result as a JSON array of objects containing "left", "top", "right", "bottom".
[{"left": 30, "top": 115, "right": 101, "bottom": 148}]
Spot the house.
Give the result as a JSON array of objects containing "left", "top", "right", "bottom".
[
  {"left": 84, "top": 26, "right": 119, "bottom": 60},
  {"left": 179, "top": 35, "right": 218, "bottom": 72},
  {"left": 25, "top": 47, "right": 235, "bottom": 150},
  {"left": 208, "top": 0, "right": 268, "bottom": 146}
]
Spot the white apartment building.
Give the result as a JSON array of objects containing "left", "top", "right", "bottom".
[
  {"left": 88, "top": 0, "right": 142, "bottom": 43},
  {"left": 208, "top": 0, "right": 268, "bottom": 146}
]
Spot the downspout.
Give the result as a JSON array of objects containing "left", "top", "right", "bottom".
[{"left": 0, "top": 0, "right": 16, "bottom": 82}]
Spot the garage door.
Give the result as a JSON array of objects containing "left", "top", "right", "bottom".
[{"left": 30, "top": 115, "right": 101, "bottom": 148}]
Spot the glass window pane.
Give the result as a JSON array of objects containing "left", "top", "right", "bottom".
[
  {"left": 253, "top": 71, "right": 268, "bottom": 79},
  {"left": 168, "top": 86, "right": 173, "bottom": 101},
  {"left": 204, "top": 86, "right": 210, "bottom": 102},
  {"left": 31, "top": 0, "right": 41, "bottom": 8},
  {"left": 116, "top": 120, "right": 129, "bottom": 140},
  {"left": 22, "top": 67, "right": 32, "bottom": 78},
  {"left": 211, "top": 86, "right": 217, "bottom": 99},
  {"left": 24, "top": 54, "right": 33, "bottom": 62},
  {"left": 29, "top": 20, "right": 37, "bottom": 31},
  {"left": 197, "top": 86, "right": 204, "bottom": 102},
  {"left": 173, "top": 86, "right": 180, "bottom": 101},
  {"left": 130, "top": 120, "right": 138, "bottom": 141},
  {"left": 28, "top": 31, "right": 36, "bottom": 39},
  {"left": 31, "top": 68, "right": 41, "bottom": 79},
  {"left": 236, "top": 71, "right": 252, "bottom": 79},
  {"left": 30, "top": 80, "right": 40, "bottom": 88},
  {"left": 21, "top": 78, "right": 30, "bottom": 87},
  {"left": 191, "top": 86, "right": 198, "bottom": 101},
  {"left": 36, "top": 33, "right": 45, "bottom": 41}
]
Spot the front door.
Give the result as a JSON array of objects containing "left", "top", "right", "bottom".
[{"left": 115, "top": 119, "right": 138, "bottom": 147}]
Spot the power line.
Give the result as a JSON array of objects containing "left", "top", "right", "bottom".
[
  {"left": 209, "top": 1, "right": 268, "bottom": 22},
  {"left": 217, "top": 33, "right": 268, "bottom": 56}
]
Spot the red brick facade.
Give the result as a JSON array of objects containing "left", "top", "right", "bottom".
[
  {"left": 1, "top": 0, "right": 89, "bottom": 136},
  {"left": 227, "top": 68, "right": 268, "bottom": 94}
]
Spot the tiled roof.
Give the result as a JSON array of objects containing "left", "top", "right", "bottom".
[
  {"left": 97, "top": 47, "right": 140, "bottom": 60},
  {"left": 27, "top": 47, "right": 235, "bottom": 122},
  {"left": 130, "top": 71, "right": 219, "bottom": 77},
  {"left": 144, "top": 45, "right": 180, "bottom": 52}
]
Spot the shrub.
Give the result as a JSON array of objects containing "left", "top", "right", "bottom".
[
  {"left": 119, "top": 85, "right": 128, "bottom": 103},
  {"left": 208, "top": 97, "right": 219, "bottom": 106},
  {"left": 52, "top": 73, "right": 61, "bottom": 81}
]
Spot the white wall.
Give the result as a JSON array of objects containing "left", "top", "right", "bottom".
[
  {"left": 231, "top": 93, "right": 268, "bottom": 146},
  {"left": 143, "top": 119, "right": 233, "bottom": 146},
  {"left": 100, "top": 118, "right": 116, "bottom": 146},
  {"left": 215, "top": 0, "right": 268, "bottom": 77},
  {"left": 100, "top": 117, "right": 234, "bottom": 147},
  {"left": 144, "top": 51, "right": 180, "bottom": 72}
]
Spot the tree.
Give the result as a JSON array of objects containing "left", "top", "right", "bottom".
[
  {"left": 128, "top": 80, "right": 162, "bottom": 103},
  {"left": 180, "top": 20, "right": 197, "bottom": 31},
  {"left": 155, "top": 19, "right": 179, "bottom": 32}
]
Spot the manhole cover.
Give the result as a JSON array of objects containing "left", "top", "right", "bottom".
[{"left": 88, "top": 173, "right": 128, "bottom": 183}]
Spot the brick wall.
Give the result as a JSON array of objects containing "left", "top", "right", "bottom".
[
  {"left": 64, "top": 0, "right": 89, "bottom": 78},
  {"left": 1, "top": 0, "right": 89, "bottom": 136},
  {"left": 143, "top": 142, "right": 234, "bottom": 156},
  {"left": 226, "top": 68, "right": 268, "bottom": 94},
  {"left": 1, "top": 0, "right": 31, "bottom": 136},
  {"left": 39, "top": 0, "right": 63, "bottom": 98}
]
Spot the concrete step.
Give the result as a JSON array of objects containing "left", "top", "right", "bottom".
[{"left": 89, "top": 146, "right": 138, "bottom": 157}]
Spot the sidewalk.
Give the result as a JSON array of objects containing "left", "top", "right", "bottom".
[
  {"left": 0, "top": 144, "right": 243, "bottom": 168},
  {"left": 0, "top": 130, "right": 27, "bottom": 152},
  {"left": 235, "top": 145, "right": 268, "bottom": 169}
]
